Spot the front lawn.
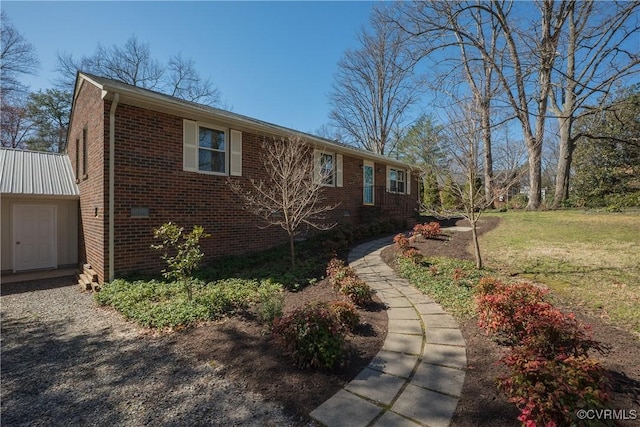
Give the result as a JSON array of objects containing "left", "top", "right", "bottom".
[{"left": 481, "top": 210, "right": 640, "bottom": 336}]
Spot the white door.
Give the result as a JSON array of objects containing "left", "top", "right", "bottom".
[{"left": 13, "top": 205, "right": 57, "bottom": 272}]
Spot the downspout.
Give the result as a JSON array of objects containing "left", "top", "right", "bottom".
[{"left": 108, "top": 93, "right": 119, "bottom": 282}]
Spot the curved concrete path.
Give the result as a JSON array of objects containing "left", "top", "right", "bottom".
[{"left": 310, "top": 237, "right": 467, "bottom": 427}]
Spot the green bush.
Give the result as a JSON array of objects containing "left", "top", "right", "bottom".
[
  {"left": 255, "top": 280, "right": 284, "bottom": 325},
  {"left": 151, "top": 222, "right": 210, "bottom": 300},
  {"left": 338, "top": 276, "right": 375, "bottom": 306},
  {"left": 272, "top": 302, "right": 347, "bottom": 370},
  {"left": 95, "top": 278, "right": 283, "bottom": 329}
]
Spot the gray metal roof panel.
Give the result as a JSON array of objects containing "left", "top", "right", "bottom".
[{"left": 0, "top": 148, "right": 80, "bottom": 197}]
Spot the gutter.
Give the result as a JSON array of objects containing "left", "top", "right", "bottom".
[{"left": 108, "top": 93, "right": 119, "bottom": 282}]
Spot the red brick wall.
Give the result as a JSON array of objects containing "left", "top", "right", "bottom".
[
  {"left": 71, "top": 88, "right": 419, "bottom": 281},
  {"left": 67, "top": 82, "right": 107, "bottom": 283}
]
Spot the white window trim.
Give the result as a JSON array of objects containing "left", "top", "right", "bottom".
[
  {"left": 196, "top": 122, "right": 228, "bottom": 176},
  {"left": 183, "top": 119, "right": 242, "bottom": 177},
  {"left": 387, "top": 166, "right": 409, "bottom": 194},
  {"left": 313, "top": 149, "right": 343, "bottom": 187}
]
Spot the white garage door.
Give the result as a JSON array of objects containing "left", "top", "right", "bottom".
[{"left": 13, "top": 205, "right": 57, "bottom": 272}]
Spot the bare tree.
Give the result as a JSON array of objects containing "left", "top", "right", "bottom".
[
  {"left": 385, "top": 1, "right": 571, "bottom": 209},
  {"left": 0, "top": 11, "right": 39, "bottom": 98},
  {"left": 433, "top": 100, "right": 522, "bottom": 269},
  {"left": 227, "top": 136, "right": 339, "bottom": 267},
  {"left": 384, "top": 1, "right": 504, "bottom": 206},
  {"left": 166, "top": 54, "right": 222, "bottom": 106},
  {"left": 55, "top": 35, "right": 221, "bottom": 106},
  {"left": 1, "top": 99, "right": 34, "bottom": 148},
  {"left": 549, "top": 1, "right": 640, "bottom": 207},
  {"left": 329, "top": 17, "right": 419, "bottom": 155}
]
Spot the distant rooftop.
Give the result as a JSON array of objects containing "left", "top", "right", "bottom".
[{"left": 0, "top": 148, "right": 80, "bottom": 197}]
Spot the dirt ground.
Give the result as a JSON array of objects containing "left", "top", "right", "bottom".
[
  {"left": 171, "top": 280, "right": 387, "bottom": 426},
  {"left": 4, "top": 217, "right": 638, "bottom": 426},
  {"left": 175, "top": 216, "right": 639, "bottom": 425},
  {"left": 380, "top": 217, "right": 640, "bottom": 426}
]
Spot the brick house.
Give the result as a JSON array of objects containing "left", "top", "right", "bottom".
[{"left": 61, "top": 72, "right": 419, "bottom": 284}]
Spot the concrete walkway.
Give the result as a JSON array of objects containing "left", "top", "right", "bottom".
[{"left": 310, "top": 237, "right": 467, "bottom": 427}]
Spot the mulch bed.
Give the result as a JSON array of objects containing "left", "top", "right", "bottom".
[
  {"left": 171, "top": 280, "right": 387, "bottom": 425},
  {"left": 12, "top": 218, "right": 635, "bottom": 426},
  {"left": 379, "top": 217, "right": 640, "bottom": 426},
  {"left": 168, "top": 216, "right": 639, "bottom": 425}
]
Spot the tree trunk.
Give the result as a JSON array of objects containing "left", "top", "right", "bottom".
[
  {"left": 288, "top": 233, "right": 296, "bottom": 269},
  {"left": 526, "top": 139, "right": 543, "bottom": 210},
  {"left": 470, "top": 218, "right": 483, "bottom": 269},
  {"left": 552, "top": 115, "right": 575, "bottom": 208},
  {"left": 482, "top": 110, "right": 494, "bottom": 207}
]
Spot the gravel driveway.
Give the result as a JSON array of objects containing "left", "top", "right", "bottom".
[{"left": 1, "top": 278, "right": 295, "bottom": 426}]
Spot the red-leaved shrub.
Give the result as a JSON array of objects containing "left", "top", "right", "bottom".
[
  {"left": 325, "top": 258, "right": 375, "bottom": 306},
  {"left": 412, "top": 221, "right": 441, "bottom": 239},
  {"left": 329, "top": 300, "right": 360, "bottom": 331},
  {"left": 272, "top": 302, "right": 347, "bottom": 370},
  {"left": 476, "top": 277, "right": 610, "bottom": 426}
]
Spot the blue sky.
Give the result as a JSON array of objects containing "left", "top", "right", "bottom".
[{"left": 3, "top": 1, "right": 378, "bottom": 134}]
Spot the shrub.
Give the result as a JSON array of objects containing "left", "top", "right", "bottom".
[
  {"left": 412, "top": 221, "right": 441, "bottom": 239},
  {"left": 325, "top": 258, "right": 375, "bottom": 306},
  {"left": 393, "top": 233, "right": 410, "bottom": 251},
  {"left": 329, "top": 300, "right": 360, "bottom": 331},
  {"left": 476, "top": 281, "right": 549, "bottom": 346},
  {"left": 326, "top": 258, "right": 347, "bottom": 285},
  {"left": 272, "top": 302, "right": 347, "bottom": 369},
  {"left": 95, "top": 278, "right": 282, "bottom": 329},
  {"left": 151, "top": 222, "right": 210, "bottom": 300},
  {"left": 255, "top": 280, "right": 284, "bottom": 325},
  {"left": 476, "top": 280, "right": 602, "bottom": 356},
  {"left": 498, "top": 350, "right": 610, "bottom": 426},
  {"left": 338, "top": 275, "right": 375, "bottom": 306},
  {"left": 403, "top": 248, "right": 424, "bottom": 264},
  {"left": 476, "top": 277, "right": 610, "bottom": 425}
]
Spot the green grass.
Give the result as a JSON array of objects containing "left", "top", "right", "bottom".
[
  {"left": 481, "top": 210, "right": 640, "bottom": 336},
  {"left": 396, "top": 256, "right": 487, "bottom": 319}
]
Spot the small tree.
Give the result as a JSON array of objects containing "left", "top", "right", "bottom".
[
  {"left": 227, "top": 135, "right": 339, "bottom": 268},
  {"left": 151, "top": 222, "right": 209, "bottom": 301},
  {"left": 431, "top": 101, "right": 522, "bottom": 269}
]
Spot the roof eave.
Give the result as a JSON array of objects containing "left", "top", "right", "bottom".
[{"left": 80, "top": 72, "right": 418, "bottom": 170}]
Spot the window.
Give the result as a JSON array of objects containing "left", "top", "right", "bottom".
[
  {"left": 363, "top": 160, "right": 374, "bottom": 205},
  {"left": 184, "top": 120, "right": 240, "bottom": 175},
  {"left": 82, "top": 127, "right": 88, "bottom": 178},
  {"left": 75, "top": 138, "right": 80, "bottom": 180},
  {"left": 389, "top": 168, "right": 406, "bottom": 193},
  {"left": 198, "top": 126, "right": 226, "bottom": 174},
  {"left": 314, "top": 150, "right": 343, "bottom": 187},
  {"left": 320, "top": 153, "right": 335, "bottom": 185}
]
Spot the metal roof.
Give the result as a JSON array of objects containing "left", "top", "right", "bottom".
[{"left": 0, "top": 148, "right": 80, "bottom": 197}]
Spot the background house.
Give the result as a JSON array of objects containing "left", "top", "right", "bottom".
[{"left": 18, "top": 71, "right": 419, "bottom": 284}]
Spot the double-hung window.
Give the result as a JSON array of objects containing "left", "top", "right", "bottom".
[
  {"left": 320, "top": 153, "right": 335, "bottom": 186},
  {"left": 389, "top": 168, "right": 406, "bottom": 193},
  {"left": 314, "top": 149, "right": 343, "bottom": 187},
  {"left": 183, "top": 120, "right": 242, "bottom": 176},
  {"left": 198, "top": 126, "right": 226, "bottom": 174}
]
